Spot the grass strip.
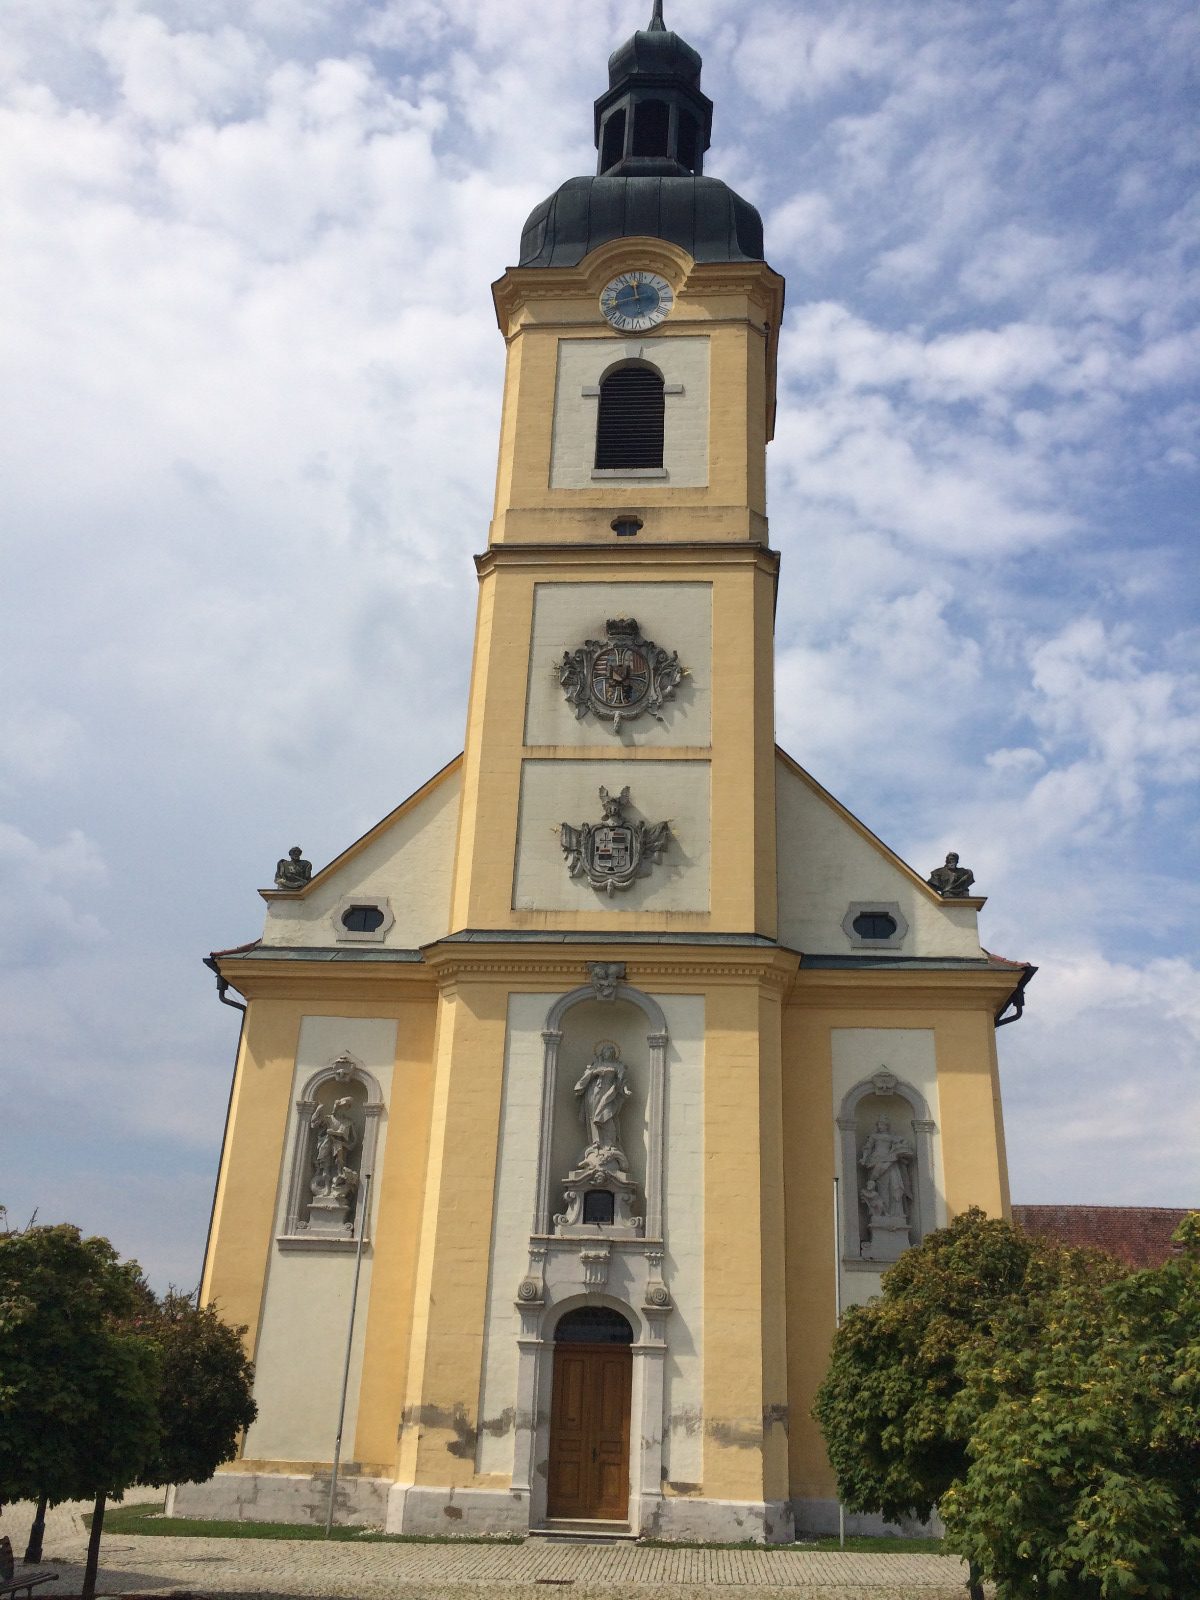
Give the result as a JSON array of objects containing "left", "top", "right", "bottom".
[{"left": 92, "top": 1502, "right": 523, "bottom": 1544}]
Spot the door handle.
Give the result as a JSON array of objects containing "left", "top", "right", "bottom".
[{"left": 591, "top": 1447, "right": 597, "bottom": 1463}]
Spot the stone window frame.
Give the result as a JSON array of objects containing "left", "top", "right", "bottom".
[
  {"left": 332, "top": 896, "right": 394, "bottom": 944},
  {"left": 583, "top": 358, "right": 685, "bottom": 482},
  {"left": 841, "top": 900, "right": 909, "bottom": 951},
  {"left": 836, "top": 1070, "right": 937, "bottom": 1265},
  {"left": 277, "top": 1052, "right": 384, "bottom": 1252}
]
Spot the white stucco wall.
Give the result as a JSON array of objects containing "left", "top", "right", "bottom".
[
  {"left": 513, "top": 759, "right": 710, "bottom": 912},
  {"left": 549, "top": 335, "right": 710, "bottom": 489},
  {"left": 241, "top": 1016, "right": 397, "bottom": 1463},
  {"left": 831, "top": 1027, "right": 945, "bottom": 1311},
  {"left": 475, "top": 992, "right": 704, "bottom": 1486},
  {"left": 524, "top": 581, "right": 712, "bottom": 749},
  {"left": 262, "top": 765, "right": 460, "bottom": 949},
  {"left": 775, "top": 756, "right": 983, "bottom": 958}
]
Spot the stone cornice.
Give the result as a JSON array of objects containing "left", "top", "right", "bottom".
[
  {"left": 492, "top": 244, "right": 784, "bottom": 331},
  {"left": 420, "top": 938, "right": 799, "bottom": 994},
  {"left": 791, "top": 963, "right": 1029, "bottom": 1015},
  {"left": 474, "top": 541, "right": 780, "bottom": 578}
]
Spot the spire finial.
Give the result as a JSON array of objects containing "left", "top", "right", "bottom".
[{"left": 649, "top": 0, "right": 666, "bottom": 31}]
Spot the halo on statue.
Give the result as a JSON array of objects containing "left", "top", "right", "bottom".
[{"left": 592, "top": 1038, "right": 619, "bottom": 1056}]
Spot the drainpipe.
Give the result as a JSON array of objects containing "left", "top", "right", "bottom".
[{"left": 995, "top": 966, "right": 1036, "bottom": 1028}]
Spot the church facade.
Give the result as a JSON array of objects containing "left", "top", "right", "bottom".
[{"left": 181, "top": 7, "right": 1031, "bottom": 1542}]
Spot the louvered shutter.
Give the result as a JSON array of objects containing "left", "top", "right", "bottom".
[{"left": 595, "top": 365, "right": 665, "bottom": 469}]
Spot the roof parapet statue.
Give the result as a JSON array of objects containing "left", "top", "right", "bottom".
[{"left": 649, "top": 0, "right": 666, "bottom": 30}]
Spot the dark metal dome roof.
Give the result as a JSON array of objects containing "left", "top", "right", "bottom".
[
  {"left": 607, "top": 21, "right": 702, "bottom": 89},
  {"left": 519, "top": 175, "right": 764, "bottom": 268}
]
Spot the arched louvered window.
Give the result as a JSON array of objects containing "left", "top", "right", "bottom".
[
  {"left": 632, "top": 99, "right": 670, "bottom": 157},
  {"left": 595, "top": 363, "right": 665, "bottom": 470},
  {"left": 678, "top": 110, "right": 699, "bottom": 172},
  {"left": 601, "top": 108, "right": 626, "bottom": 172}
]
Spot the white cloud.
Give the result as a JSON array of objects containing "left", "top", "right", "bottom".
[{"left": 0, "top": 823, "right": 107, "bottom": 965}]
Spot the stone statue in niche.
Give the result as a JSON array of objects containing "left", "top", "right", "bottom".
[
  {"left": 858, "top": 1114, "right": 915, "bottom": 1262},
  {"left": 554, "top": 1042, "right": 642, "bottom": 1236},
  {"left": 275, "top": 846, "right": 312, "bottom": 890},
  {"left": 309, "top": 1096, "right": 359, "bottom": 1225},
  {"left": 575, "top": 1042, "right": 631, "bottom": 1160},
  {"left": 927, "top": 851, "right": 975, "bottom": 897}
]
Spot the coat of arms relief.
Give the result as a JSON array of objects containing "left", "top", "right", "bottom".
[
  {"left": 558, "top": 616, "right": 684, "bottom": 732},
  {"left": 561, "top": 786, "right": 670, "bottom": 895}
]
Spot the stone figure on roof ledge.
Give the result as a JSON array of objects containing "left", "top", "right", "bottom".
[
  {"left": 274, "top": 846, "right": 312, "bottom": 890},
  {"left": 927, "top": 851, "right": 975, "bottom": 897}
]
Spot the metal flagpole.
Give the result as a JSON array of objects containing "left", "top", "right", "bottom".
[
  {"left": 833, "top": 1175, "right": 845, "bottom": 1551},
  {"left": 325, "top": 1169, "right": 373, "bottom": 1538}
]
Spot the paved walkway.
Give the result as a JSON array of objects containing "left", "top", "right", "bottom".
[{"left": 0, "top": 1500, "right": 980, "bottom": 1599}]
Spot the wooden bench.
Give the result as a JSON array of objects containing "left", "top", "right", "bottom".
[
  {"left": 0, "top": 1570, "right": 58, "bottom": 1599},
  {"left": 0, "top": 1539, "right": 57, "bottom": 1600}
]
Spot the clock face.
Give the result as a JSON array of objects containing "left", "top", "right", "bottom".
[{"left": 599, "top": 271, "right": 674, "bottom": 332}]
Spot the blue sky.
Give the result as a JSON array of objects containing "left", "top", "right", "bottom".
[{"left": 2, "top": 0, "right": 1197, "bottom": 1287}]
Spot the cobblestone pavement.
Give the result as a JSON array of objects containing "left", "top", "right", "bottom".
[{"left": 1, "top": 1500, "right": 979, "bottom": 1600}]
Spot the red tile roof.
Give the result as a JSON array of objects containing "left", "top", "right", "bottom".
[{"left": 1013, "top": 1204, "right": 1193, "bottom": 1269}]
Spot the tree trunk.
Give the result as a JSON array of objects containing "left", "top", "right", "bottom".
[
  {"left": 967, "top": 1559, "right": 985, "bottom": 1600},
  {"left": 23, "top": 1495, "right": 47, "bottom": 1564},
  {"left": 81, "top": 1492, "right": 105, "bottom": 1600}
]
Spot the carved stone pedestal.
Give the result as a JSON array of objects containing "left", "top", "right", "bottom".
[
  {"left": 863, "top": 1213, "right": 910, "bottom": 1263},
  {"left": 554, "top": 1155, "right": 643, "bottom": 1239},
  {"left": 306, "top": 1193, "right": 356, "bottom": 1235}
]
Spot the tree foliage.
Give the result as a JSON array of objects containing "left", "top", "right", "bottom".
[
  {"left": 0, "top": 1223, "right": 160, "bottom": 1506},
  {"left": 0, "top": 1221, "right": 256, "bottom": 1501},
  {"left": 941, "top": 1213, "right": 1200, "bottom": 1599},
  {"left": 141, "top": 1290, "right": 257, "bottom": 1487},
  {"left": 813, "top": 1208, "right": 1118, "bottom": 1524}
]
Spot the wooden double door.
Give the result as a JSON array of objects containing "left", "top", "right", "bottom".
[{"left": 547, "top": 1341, "right": 633, "bottom": 1521}]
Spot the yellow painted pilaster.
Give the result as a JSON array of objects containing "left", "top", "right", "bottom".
[
  {"left": 935, "top": 1009, "right": 1010, "bottom": 1219},
  {"left": 780, "top": 1005, "right": 838, "bottom": 1503},
  {"left": 396, "top": 979, "right": 510, "bottom": 1487},
  {"left": 702, "top": 981, "right": 787, "bottom": 1502},
  {"left": 351, "top": 999, "right": 437, "bottom": 1469},
  {"left": 200, "top": 999, "right": 301, "bottom": 1354}
]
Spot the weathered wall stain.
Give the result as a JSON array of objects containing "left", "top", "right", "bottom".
[
  {"left": 479, "top": 1406, "right": 516, "bottom": 1438},
  {"left": 400, "top": 1403, "right": 479, "bottom": 1459},
  {"left": 763, "top": 1402, "right": 790, "bottom": 1434}
]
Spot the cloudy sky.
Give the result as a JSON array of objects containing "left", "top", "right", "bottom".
[{"left": 3, "top": 0, "right": 1197, "bottom": 1288}]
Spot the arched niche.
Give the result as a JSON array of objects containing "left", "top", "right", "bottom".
[
  {"left": 280, "top": 1052, "right": 384, "bottom": 1246},
  {"left": 836, "top": 1070, "right": 936, "bottom": 1264},
  {"left": 536, "top": 982, "right": 669, "bottom": 1240}
]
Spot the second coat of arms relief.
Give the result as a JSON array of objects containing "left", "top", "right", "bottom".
[
  {"left": 560, "top": 785, "right": 671, "bottom": 896},
  {"left": 558, "top": 616, "right": 684, "bottom": 733}
]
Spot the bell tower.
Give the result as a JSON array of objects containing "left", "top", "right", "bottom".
[{"left": 451, "top": 4, "right": 785, "bottom": 938}]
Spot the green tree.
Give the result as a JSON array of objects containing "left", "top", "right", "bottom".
[
  {"left": 814, "top": 1208, "right": 1117, "bottom": 1525},
  {"left": 0, "top": 1222, "right": 256, "bottom": 1600},
  {"left": 140, "top": 1290, "right": 257, "bottom": 1489},
  {"left": 0, "top": 1223, "right": 160, "bottom": 1507},
  {"left": 0, "top": 1222, "right": 161, "bottom": 1598},
  {"left": 942, "top": 1214, "right": 1200, "bottom": 1599}
]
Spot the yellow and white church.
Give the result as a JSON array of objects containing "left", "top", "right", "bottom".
[{"left": 180, "top": 5, "right": 1031, "bottom": 1542}]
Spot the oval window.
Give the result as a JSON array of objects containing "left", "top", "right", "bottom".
[
  {"left": 852, "top": 911, "right": 898, "bottom": 941},
  {"left": 341, "top": 904, "right": 385, "bottom": 933}
]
